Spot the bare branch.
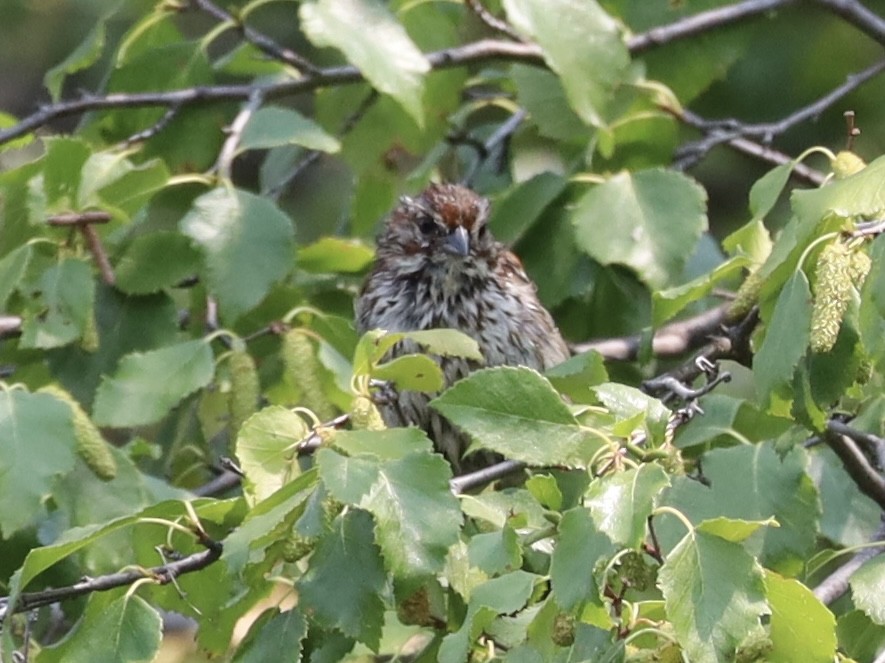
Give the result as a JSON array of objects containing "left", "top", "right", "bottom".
[
  {"left": 810, "top": 0, "right": 885, "bottom": 45},
  {"left": 123, "top": 103, "right": 182, "bottom": 146},
  {"left": 726, "top": 136, "right": 828, "bottom": 185},
  {"left": 189, "top": 0, "right": 319, "bottom": 74},
  {"left": 0, "top": 316, "right": 22, "bottom": 339},
  {"left": 813, "top": 519, "right": 885, "bottom": 605},
  {"left": 450, "top": 459, "right": 526, "bottom": 495},
  {"left": 673, "top": 58, "right": 885, "bottom": 170},
  {"left": 572, "top": 303, "right": 731, "bottom": 361},
  {"left": 627, "top": 0, "right": 797, "bottom": 53},
  {"left": 0, "top": 539, "right": 222, "bottom": 620},
  {"left": 825, "top": 424, "right": 885, "bottom": 510}
]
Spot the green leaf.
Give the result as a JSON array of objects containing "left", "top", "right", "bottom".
[
  {"left": 439, "top": 571, "right": 538, "bottom": 663},
  {"left": 722, "top": 218, "right": 773, "bottom": 263},
  {"left": 180, "top": 187, "right": 295, "bottom": 320},
  {"left": 859, "top": 234, "right": 885, "bottom": 371},
  {"left": 44, "top": 22, "right": 107, "bottom": 102},
  {"left": 851, "top": 555, "right": 885, "bottom": 625},
  {"left": 299, "top": 0, "right": 429, "bottom": 125},
  {"left": 502, "top": 0, "right": 628, "bottom": 128},
  {"left": 41, "top": 137, "right": 91, "bottom": 206},
  {"left": 544, "top": 351, "right": 608, "bottom": 402},
  {"left": 585, "top": 464, "right": 670, "bottom": 548},
  {"left": 373, "top": 353, "right": 444, "bottom": 391},
  {"left": 352, "top": 328, "right": 482, "bottom": 376},
  {"left": 431, "top": 366, "right": 606, "bottom": 467},
  {"left": 297, "top": 237, "right": 374, "bottom": 274},
  {"left": 550, "top": 508, "right": 615, "bottom": 612},
  {"left": 652, "top": 255, "right": 750, "bottom": 326},
  {"left": 233, "top": 608, "right": 307, "bottom": 663},
  {"left": 696, "top": 516, "right": 777, "bottom": 542},
  {"left": 488, "top": 173, "right": 568, "bottom": 245},
  {"left": 240, "top": 106, "right": 340, "bottom": 153},
  {"left": 330, "top": 428, "right": 433, "bottom": 460},
  {"left": 297, "top": 509, "right": 386, "bottom": 650},
  {"left": 468, "top": 526, "right": 522, "bottom": 575},
  {"left": 662, "top": 444, "right": 819, "bottom": 575},
  {"left": 92, "top": 340, "right": 215, "bottom": 427},
  {"left": 592, "top": 383, "right": 670, "bottom": 443},
  {"left": 753, "top": 271, "right": 812, "bottom": 411},
  {"left": 765, "top": 570, "right": 836, "bottom": 663},
  {"left": 81, "top": 155, "right": 169, "bottom": 217},
  {"left": 38, "top": 591, "right": 161, "bottom": 663},
  {"left": 20, "top": 257, "right": 95, "bottom": 349},
  {"left": 0, "top": 112, "right": 35, "bottom": 153},
  {"left": 748, "top": 162, "right": 794, "bottom": 220},
  {"left": 572, "top": 169, "right": 708, "bottom": 289},
  {"left": 792, "top": 153, "right": 885, "bottom": 222},
  {"left": 318, "top": 448, "right": 461, "bottom": 577},
  {"left": 659, "top": 528, "right": 768, "bottom": 663},
  {"left": 236, "top": 406, "right": 310, "bottom": 503},
  {"left": 0, "top": 390, "right": 77, "bottom": 536},
  {"left": 222, "top": 470, "right": 317, "bottom": 574},
  {"left": 524, "top": 474, "right": 562, "bottom": 511},
  {"left": 115, "top": 232, "right": 202, "bottom": 295},
  {"left": 0, "top": 244, "right": 31, "bottom": 309}
]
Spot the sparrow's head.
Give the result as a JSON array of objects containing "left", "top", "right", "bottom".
[{"left": 377, "top": 183, "right": 495, "bottom": 266}]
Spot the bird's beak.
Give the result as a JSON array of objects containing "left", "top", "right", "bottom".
[{"left": 444, "top": 226, "right": 470, "bottom": 257}]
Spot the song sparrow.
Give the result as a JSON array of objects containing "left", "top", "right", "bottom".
[{"left": 355, "top": 183, "right": 570, "bottom": 473}]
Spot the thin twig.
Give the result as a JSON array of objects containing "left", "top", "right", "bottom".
[
  {"left": 465, "top": 0, "right": 523, "bottom": 41},
  {"left": 449, "top": 459, "right": 526, "bottom": 494},
  {"left": 673, "top": 58, "right": 885, "bottom": 170},
  {"left": 80, "top": 226, "right": 116, "bottom": 286},
  {"left": 215, "top": 88, "right": 265, "bottom": 179},
  {"left": 0, "top": 539, "right": 222, "bottom": 620},
  {"left": 810, "top": 0, "right": 885, "bottom": 45},
  {"left": 462, "top": 108, "right": 527, "bottom": 186},
  {"left": 190, "top": 0, "right": 319, "bottom": 74},
  {"left": 123, "top": 103, "right": 182, "bottom": 146},
  {"left": 726, "top": 136, "right": 828, "bottom": 185},
  {"left": 627, "top": 0, "right": 796, "bottom": 53}
]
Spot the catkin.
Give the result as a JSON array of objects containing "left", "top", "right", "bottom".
[
  {"left": 350, "top": 394, "right": 386, "bottom": 431},
  {"left": 728, "top": 269, "right": 763, "bottom": 320},
  {"left": 40, "top": 385, "right": 117, "bottom": 481},
  {"left": 228, "top": 349, "right": 260, "bottom": 435},
  {"left": 849, "top": 249, "right": 872, "bottom": 288},
  {"left": 282, "top": 330, "right": 335, "bottom": 420},
  {"left": 810, "top": 241, "right": 854, "bottom": 353}
]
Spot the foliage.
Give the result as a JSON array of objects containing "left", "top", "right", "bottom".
[{"left": 0, "top": 1, "right": 884, "bottom": 662}]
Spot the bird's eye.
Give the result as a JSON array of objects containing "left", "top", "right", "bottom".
[{"left": 418, "top": 217, "right": 437, "bottom": 235}]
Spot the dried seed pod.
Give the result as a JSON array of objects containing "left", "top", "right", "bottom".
[
  {"left": 810, "top": 241, "right": 854, "bottom": 353},
  {"left": 282, "top": 330, "right": 335, "bottom": 421},
  {"left": 40, "top": 385, "right": 117, "bottom": 481},
  {"left": 228, "top": 349, "right": 259, "bottom": 435}
]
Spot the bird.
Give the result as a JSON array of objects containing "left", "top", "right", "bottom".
[{"left": 355, "top": 182, "right": 570, "bottom": 474}]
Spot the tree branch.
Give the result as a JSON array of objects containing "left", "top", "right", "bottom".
[
  {"left": 825, "top": 423, "right": 885, "bottom": 510},
  {"left": 810, "top": 0, "right": 885, "bottom": 45},
  {"left": 215, "top": 88, "right": 265, "bottom": 179},
  {"left": 627, "top": 0, "right": 796, "bottom": 53},
  {"left": 813, "top": 519, "right": 885, "bottom": 605},
  {"left": 572, "top": 303, "right": 731, "bottom": 362},
  {"left": 0, "top": 539, "right": 222, "bottom": 620}
]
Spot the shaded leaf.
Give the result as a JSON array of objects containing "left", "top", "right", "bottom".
[
  {"left": 572, "top": 169, "right": 708, "bottom": 289},
  {"left": 297, "top": 237, "right": 373, "bottom": 273},
  {"left": 115, "top": 232, "right": 202, "bottom": 295},
  {"left": 233, "top": 608, "right": 307, "bottom": 663},
  {"left": 180, "top": 187, "right": 295, "bottom": 320},
  {"left": 0, "top": 244, "right": 31, "bottom": 309},
  {"left": 297, "top": 509, "right": 386, "bottom": 650},
  {"left": 851, "top": 555, "right": 885, "bottom": 626},
  {"left": 659, "top": 528, "right": 768, "bottom": 663},
  {"left": 20, "top": 257, "right": 94, "bottom": 349},
  {"left": 38, "top": 591, "right": 161, "bottom": 663},
  {"left": 550, "top": 508, "right": 615, "bottom": 612},
  {"left": 44, "top": 21, "right": 107, "bottom": 101},
  {"left": 240, "top": 106, "right": 340, "bottom": 153},
  {"left": 93, "top": 340, "right": 214, "bottom": 427},
  {"left": 652, "top": 255, "right": 750, "bottom": 326},
  {"left": 0, "top": 390, "right": 77, "bottom": 536}
]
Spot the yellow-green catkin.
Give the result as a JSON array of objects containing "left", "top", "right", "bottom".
[
  {"left": 40, "top": 385, "right": 117, "bottom": 481},
  {"left": 728, "top": 269, "right": 764, "bottom": 320},
  {"left": 228, "top": 349, "right": 260, "bottom": 435},
  {"left": 810, "top": 241, "right": 855, "bottom": 353},
  {"left": 282, "top": 329, "right": 335, "bottom": 420},
  {"left": 831, "top": 150, "right": 866, "bottom": 179},
  {"left": 79, "top": 312, "right": 99, "bottom": 353},
  {"left": 849, "top": 248, "right": 872, "bottom": 288},
  {"left": 350, "top": 394, "right": 386, "bottom": 431}
]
